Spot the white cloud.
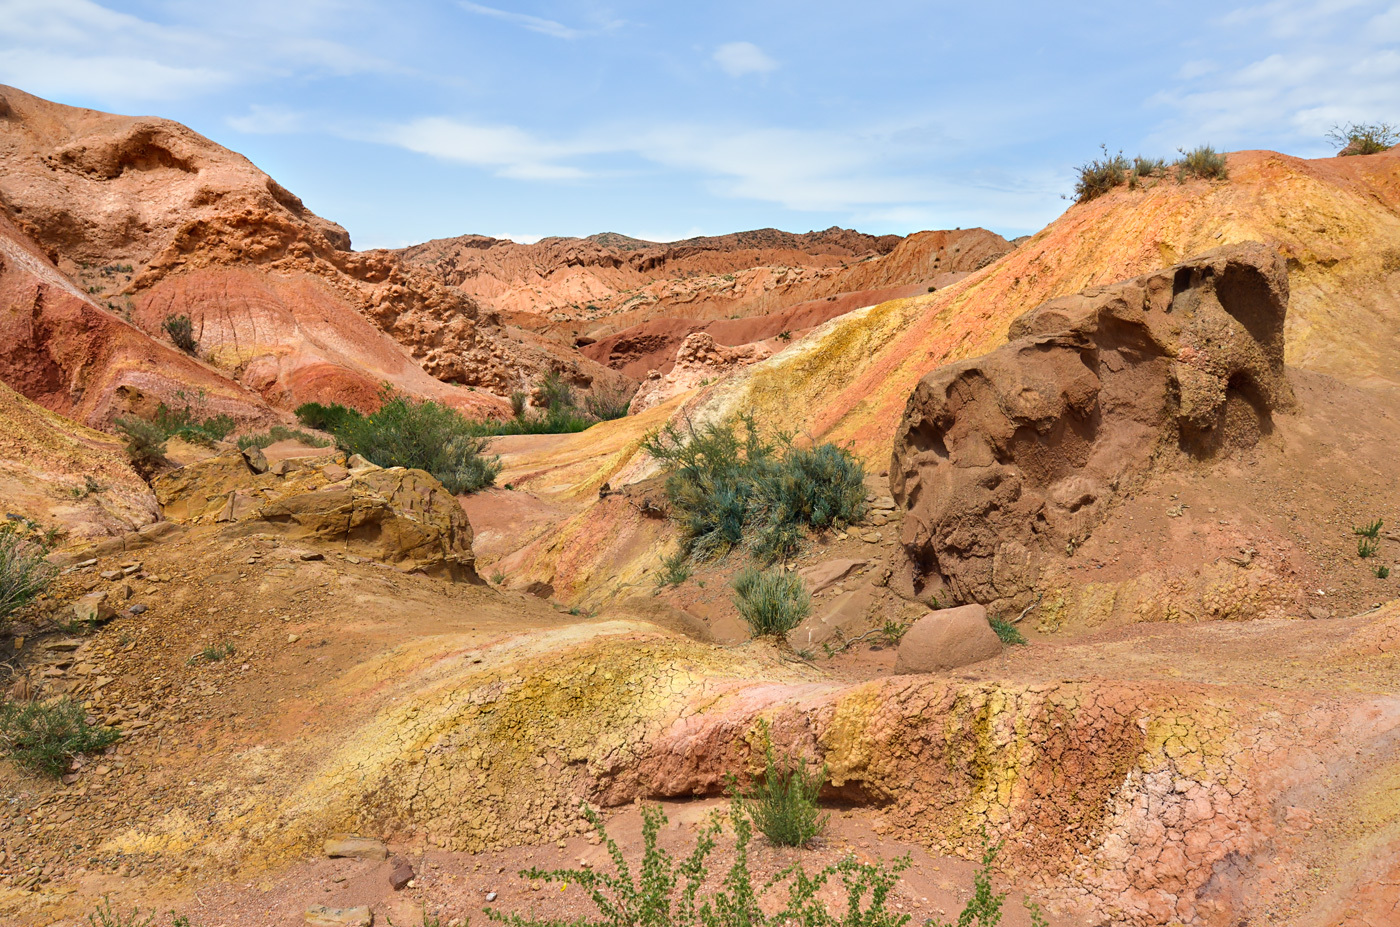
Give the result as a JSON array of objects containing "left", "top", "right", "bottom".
[
  {"left": 0, "top": 49, "right": 228, "bottom": 102},
  {"left": 227, "top": 104, "right": 307, "bottom": 134},
  {"left": 378, "top": 116, "right": 596, "bottom": 180},
  {"left": 713, "top": 41, "right": 778, "bottom": 78},
  {"left": 458, "top": 2, "right": 594, "bottom": 39}
]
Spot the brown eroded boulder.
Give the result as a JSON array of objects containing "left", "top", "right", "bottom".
[
  {"left": 891, "top": 242, "right": 1292, "bottom": 609},
  {"left": 892, "top": 604, "right": 1000, "bottom": 673},
  {"left": 628, "top": 332, "right": 772, "bottom": 414},
  {"left": 153, "top": 451, "right": 480, "bottom": 582}
]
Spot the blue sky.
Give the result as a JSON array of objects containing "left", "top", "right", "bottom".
[{"left": 2, "top": 1, "right": 1397, "bottom": 248}]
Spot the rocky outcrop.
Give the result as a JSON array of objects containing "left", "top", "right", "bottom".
[
  {"left": 153, "top": 450, "right": 479, "bottom": 582},
  {"left": 628, "top": 332, "right": 772, "bottom": 414},
  {"left": 891, "top": 243, "right": 1293, "bottom": 609}
]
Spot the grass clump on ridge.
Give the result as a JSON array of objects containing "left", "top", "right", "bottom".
[
  {"left": 1174, "top": 145, "right": 1229, "bottom": 181},
  {"left": 732, "top": 565, "right": 810, "bottom": 639},
  {"left": 161, "top": 313, "right": 197, "bottom": 355},
  {"left": 642, "top": 414, "right": 866, "bottom": 563},
  {"left": 0, "top": 697, "right": 120, "bottom": 778}
]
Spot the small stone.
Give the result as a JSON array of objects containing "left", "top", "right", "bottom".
[
  {"left": 122, "top": 564, "right": 141, "bottom": 575},
  {"left": 324, "top": 835, "right": 389, "bottom": 861},
  {"left": 303, "top": 905, "right": 372, "bottom": 927},
  {"left": 73, "top": 591, "right": 116, "bottom": 625},
  {"left": 300, "top": 551, "right": 325, "bottom": 562},
  {"left": 1307, "top": 606, "right": 1332, "bottom": 620},
  {"left": 288, "top": 633, "right": 301, "bottom": 643},
  {"left": 389, "top": 856, "right": 414, "bottom": 891},
  {"left": 99, "top": 570, "right": 123, "bottom": 581},
  {"left": 485, "top": 891, "right": 498, "bottom": 902},
  {"left": 129, "top": 603, "right": 149, "bottom": 615},
  {"left": 322, "top": 463, "right": 350, "bottom": 483},
  {"left": 46, "top": 639, "right": 84, "bottom": 652}
]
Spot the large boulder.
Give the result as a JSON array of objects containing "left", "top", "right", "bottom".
[
  {"left": 891, "top": 243, "right": 1292, "bottom": 609},
  {"left": 153, "top": 451, "right": 480, "bottom": 582},
  {"left": 893, "top": 604, "right": 1001, "bottom": 673}
]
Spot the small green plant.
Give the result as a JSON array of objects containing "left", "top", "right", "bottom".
[
  {"left": 1375, "top": 564, "right": 1390, "bottom": 579},
  {"left": 486, "top": 799, "right": 912, "bottom": 927},
  {"left": 1359, "top": 537, "right": 1379, "bottom": 559},
  {"left": 731, "top": 720, "right": 828, "bottom": 848},
  {"left": 89, "top": 897, "right": 153, "bottom": 927},
  {"left": 236, "top": 425, "right": 330, "bottom": 451},
  {"left": 162, "top": 313, "right": 197, "bottom": 354},
  {"left": 509, "top": 390, "right": 529, "bottom": 419},
  {"left": 113, "top": 416, "right": 168, "bottom": 472},
  {"left": 880, "top": 619, "right": 908, "bottom": 645},
  {"left": 1175, "top": 145, "right": 1229, "bottom": 181},
  {"left": 1, "top": 697, "right": 121, "bottom": 778},
  {"left": 732, "top": 566, "right": 810, "bottom": 638},
  {"left": 67, "top": 474, "right": 105, "bottom": 499},
  {"left": 657, "top": 549, "right": 692, "bottom": 587},
  {"left": 989, "top": 616, "right": 1026, "bottom": 645},
  {"left": 926, "top": 834, "right": 1007, "bottom": 927},
  {"left": 114, "top": 389, "right": 236, "bottom": 470},
  {"left": 1356, "top": 518, "right": 1384, "bottom": 539},
  {"left": 1132, "top": 155, "right": 1167, "bottom": 178},
  {"left": 187, "top": 642, "right": 235, "bottom": 665},
  {"left": 1328, "top": 122, "right": 1399, "bottom": 155},
  {"left": 776, "top": 330, "right": 793, "bottom": 341},
  {"left": 490, "top": 570, "right": 506, "bottom": 585},
  {"left": 1, "top": 523, "right": 56, "bottom": 625}
]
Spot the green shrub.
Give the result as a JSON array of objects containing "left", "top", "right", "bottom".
[
  {"left": 1073, "top": 146, "right": 1130, "bottom": 202},
  {"left": 1356, "top": 518, "right": 1384, "bottom": 539},
  {"left": 1359, "top": 537, "right": 1379, "bottom": 559},
  {"left": 115, "top": 390, "right": 235, "bottom": 465},
  {"left": 1328, "top": 122, "right": 1398, "bottom": 155},
  {"left": 162, "top": 314, "right": 197, "bottom": 354},
  {"left": 113, "top": 416, "right": 168, "bottom": 471},
  {"left": 1376, "top": 565, "right": 1390, "bottom": 579},
  {"left": 657, "top": 549, "right": 692, "bottom": 587},
  {"left": 294, "top": 401, "right": 363, "bottom": 434},
  {"left": 335, "top": 391, "right": 501, "bottom": 494},
  {"left": 732, "top": 720, "right": 828, "bottom": 847},
  {"left": 584, "top": 384, "right": 634, "bottom": 421},
  {"left": 1132, "top": 155, "right": 1167, "bottom": 178},
  {"left": 0, "top": 697, "right": 120, "bottom": 777},
  {"left": 1175, "top": 145, "right": 1229, "bottom": 181},
  {"left": 236, "top": 425, "right": 331, "bottom": 451},
  {"left": 643, "top": 415, "right": 866, "bottom": 562},
  {"left": 989, "top": 616, "right": 1026, "bottom": 645},
  {"left": 486, "top": 800, "right": 911, "bottom": 927},
  {"left": 0, "top": 524, "right": 55, "bottom": 624},
  {"left": 733, "top": 566, "right": 809, "bottom": 638},
  {"left": 187, "top": 642, "right": 234, "bottom": 665}
]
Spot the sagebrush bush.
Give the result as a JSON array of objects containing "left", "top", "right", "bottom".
[
  {"left": 1073, "top": 147, "right": 1130, "bottom": 202},
  {"left": 0, "top": 697, "right": 120, "bottom": 777},
  {"left": 0, "top": 526, "right": 54, "bottom": 624},
  {"left": 1328, "top": 122, "right": 1398, "bottom": 155},
  {"left": 733, "top": 721, "right": 828, "bottom": 847},
  {"left": 989, "top": 616, "right": 1026, "bottom": 645},
  {"left": 733, "top": 566, "right": 810, "bottom": 638},
  {"left": 584, "top": 384, "right": 634, "bottom": 421},
  {"left": 113, "top": 416, "right": 168, "bottom": 472},
  {"left": 162, "top": 313, "right": 197, "bottom": 354},
  {"left": 486, "top": 800, "right": 911, "bottom": 927},
  {"left": 334, "top": 391, "right": 501, "bottom": 494},
  {"left": 643, "top": 415, "right": 866, "bottom": 561},
  {"left": 1175, "top": 145, "right": 1229, "bottom": 181}
]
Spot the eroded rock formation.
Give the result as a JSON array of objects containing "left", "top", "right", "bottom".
[{"left": 891, "top": 242, "right": 1293, "bottom": 609}]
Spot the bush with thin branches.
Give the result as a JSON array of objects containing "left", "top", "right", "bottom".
[
  {"left": 732, "top": 566, "right": 810, "bottom": 638},
  {"left": 0, "top": 524, "right": 54, "bottom": 626},
  {"left": 731, "top": 720, "right": 829, "bottom": 847},
  {"left": 0, "top": 697, "right": 120, "bottom": 777},
  {"left": 1328, "top": 122, "right": 1398, "bottom": 155}
]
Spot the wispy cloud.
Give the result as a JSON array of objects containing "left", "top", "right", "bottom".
[
  {"left": 713, "top": 41, "right": 778, "bottom": 78},
  {"left": 457, "top": 2, "right": 608, "bottom": 40}
]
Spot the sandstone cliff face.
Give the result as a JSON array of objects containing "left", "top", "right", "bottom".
[
  {"left": 891, "top": 243, "right": 1292, "bottom": 608},
  {"left": 0, "top": 85, "right": 621, "bottom": 420}
]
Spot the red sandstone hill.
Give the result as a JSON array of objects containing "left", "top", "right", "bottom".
[{"left": 0, "top": 85, "right": 623, "bottom": 425}]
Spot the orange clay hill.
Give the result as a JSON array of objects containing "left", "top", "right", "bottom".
[{"left": 1, "top": 84, "right": 1400, "bottom": 927}]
